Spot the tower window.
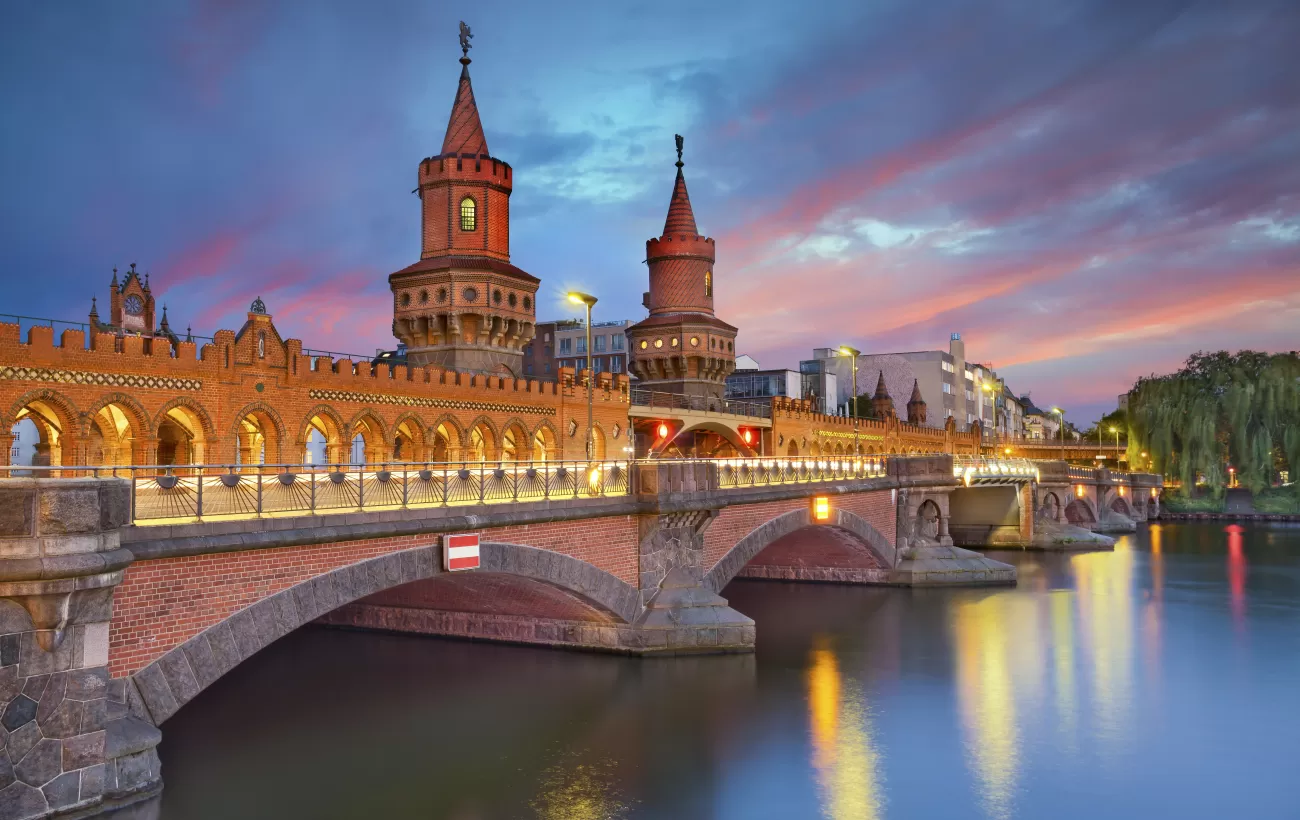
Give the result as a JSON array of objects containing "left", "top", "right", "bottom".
[
  {"left": 705, "top": 270, "right": 713, "bottom": 297},
  {"left": 460, "top": 197, "right": 477, "bottom": 231}
]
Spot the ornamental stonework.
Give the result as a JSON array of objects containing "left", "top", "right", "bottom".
[
  {"left": 0, "top": 365, "right": 201, "bottom": 392},
  {"left": 308, "top": 388, "right": 556, "bottom": 417}
]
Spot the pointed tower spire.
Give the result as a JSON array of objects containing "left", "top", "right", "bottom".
[
  {"left": 88, "top": 296, "right": 98, "bottom": 321},
  {"left": 906, "top": 378, "right": 928, "bottom": 426},
  {"left": 871, "top": 370, "right": 896, "bottom": 421},
  {"left": 663, "top": 134, "right": 698, "bottom": 236},
  {"left": 110, "top": 266, "right": 119, "bottom": 289},
  {"left": 159, "top": 304, "right": 170, "bottom": 331},
  {"left": 873, "top": 370, "right": 890, "bottom": 399},
  {"left": 186, "top": 325, "right": 193, "bottom": 343},
  {"left": 441, "top": 22, "right": 489, "bottom": 156}
]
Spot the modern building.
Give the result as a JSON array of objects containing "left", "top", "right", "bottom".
[
  {"left": 796, "top": 358, "right": 839, "bottom": 415},
  {"left": 724, "top": 368, "right": 802, "bottom": 402},
  {"left": 523, "top": 318, "right": 630, "bottom": 379},
  {"left": 1020, "top": 395, "right": 1062, "bottom": 440}
]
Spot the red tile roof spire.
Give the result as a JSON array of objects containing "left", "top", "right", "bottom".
[
  {"left": 662, "top": 134, "right": 699, "bottom": 236},
  {"left": 441, "top": 54, "right": 489, "bottom": 156}
]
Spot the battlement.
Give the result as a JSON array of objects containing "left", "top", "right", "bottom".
[
  {"left": 646, "top": 234, "right": 715, "bottom": 260},
  {"left": 419, "top": 153, "right": 513, "bottom": 188}
]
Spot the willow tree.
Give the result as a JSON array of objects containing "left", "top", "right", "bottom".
[{"left": 1127, "top": 351, "right": 1300, "bottom": 497}]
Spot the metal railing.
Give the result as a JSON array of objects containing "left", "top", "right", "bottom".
[
  {"left": 631, "top": 388, "right": 771, "bottom": 419},
  {"left": 953, "top": 456, "right": 1040, "bottom": 485},
  {"left": 1, "top": 461, "right": 631, "bottom": 525},
  {"left": 710, "top": 456, "right": 889, "bottom": 488}
]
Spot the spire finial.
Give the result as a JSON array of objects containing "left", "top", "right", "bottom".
[
  {"left": 674, "top": 134, "right": 684, "bottom": 169},
  {"left": 458, "top": 20, "right": 473, "bottom": 58},
  {"left": 89, "top": 296, "right": 98, "bottom": 317},
  {"left": 186, "top": 325, "right": 193, "bottom": 343}
]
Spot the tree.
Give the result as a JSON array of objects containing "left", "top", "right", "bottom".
[
  {"left": 847, "top": 393, "right": 876, "bottom": 419},
  {"left": 1082, "top": 408, "right": 1128, "bottom": 443},
  {"left": 1127, "top": 351, "right": 1300, "bottom": 498}
]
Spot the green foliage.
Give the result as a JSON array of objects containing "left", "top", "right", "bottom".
[
  {"left": 847, "top": 393, "right": 876, "bottom": 419},
  {"left": 1128, "top": 351, "right": 1300, "bottom": 497},
  {"left": 1161, "top": 494, "right": 1225, "bottom": 513},
  {"left": 1082, "top": 408, "right": 1128, "bottom": 442},
  {"left": 1253, "top": 487, "right": 1300, "bottom": 515}
]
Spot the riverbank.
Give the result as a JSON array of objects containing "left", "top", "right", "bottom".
[{"left": 1159, "top": 511, "right": 1300, "bottom": 524}]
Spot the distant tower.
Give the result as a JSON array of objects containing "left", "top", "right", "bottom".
[
  {"left": 906, "top": 379, "right": 927, "bottom": 425},
  {"left": 627, "top": 136, "right": 736, "bottom": 400},
  {"left": 389, "top": 23, "right": 538, "bottom": 375},
  {"left": 871, "top": 371, "right": 895, "bottom": 420}
]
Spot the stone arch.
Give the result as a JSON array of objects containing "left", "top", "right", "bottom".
[
  {"left": 390, "top": 412, "right": 426, "bottom": 462},
  {"left": 427, "top": 414, "right": 465, "bottom": 462},
  {"left": 499, "top": 417, "right": 531, "bottom": 462},
  {"left": 1039, "top": 491, "right": 1062, "bottom": 522},
  {"left": 916, "top": 499, "right": 942, "bottom": 542},
  {"left": 1064, "top": 496, "right": 1096, "bottom": 526},
  {"left": 348, "top": 410, "right": 389, "bottom": 464},
  {"left": 786, "top": 439, "right": 799, "bottom": 457},
  {"left": 153, "top": 397, "right": 217, "bottom": 467},
  {"left": 467, "top": 415, "right": 499, "bottom": 461},
  {"left": 5, "top": 388, "right": 81, "bottom": 467},
  {"left": 82, "top": 393, "right": 151, "bottom": 468},
  {"left": 809, "top": 442, "right": 822, "bottom": 457},
  {"left": 590, "top": 422, "right": 608, "bottom": 460},
  {"left": 704, "top": 507, "right": 896, "bottom": 593},
  {"left": 299, "top": 404, "right": 347, "bottom": 465},
  {"left": 231, "top": 401, "right": 286, "bottom": 465},
  {"left": 530, "top": 420, "right": 559, "bottom": 461},
  {"left": 125, "top": 540, "right": 642, "bottom": 726},
  {"left": 1108, "top": 491, "right": 1135, "bottom": 518}
]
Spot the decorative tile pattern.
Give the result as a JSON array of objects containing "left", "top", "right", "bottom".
[
  {"left": 308, "top": 388, "right": 555, "bottom": 417},
  {"left": 0, "top": 365, "right": 201, "bottom": 391}
]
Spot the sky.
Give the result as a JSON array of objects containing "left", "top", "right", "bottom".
[{"left": 1, "top": 0, "right": 1297, "bottom": 425}]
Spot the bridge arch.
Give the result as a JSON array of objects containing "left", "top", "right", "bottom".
[
  {"left": 348, "top": 410, "right": 389, "bottom": 463},
  {"left": 390, "top": 412, "right": 426, "bottom": 462},
  {"left": 154, "top": 397, "right": 216, "bottom": 466},
  {"left": 299, "top": 405, "right": 347, "bottom": 465},
  {"left": 82, "top": 393, "right": 151, "bottom": 467},
  {"left": 232, "top": 401, "right": 285, "bottom": 465},
  {"left": 127, "top": 541, "right": 642, "bottom": 726},
  {"left": 1039, "top": 490, "right": 1063, "bottom": 522},
  {"left": 427, "top": 414, "right": 464, "bottom": 461},
  {"left": 4, "top": 388, "right": 81, "bottom": 467},
  {"left": 704, "top": 507, "right": 895, "bottom": 593},
  {"left": 467, "top": 416, "right": 498, "bottom": 461},
  {"left": 1064, "top": 496, "right": 1097, "bottom": 526},
  {"left": 500, "top": 417, "right": 530, "bottom": 461},
  {"left": 531, "top": 420, "right": 559, "bottom": 461},
  {"left": 1106, "top": 490, "right": 1135, "bottom": 518}
]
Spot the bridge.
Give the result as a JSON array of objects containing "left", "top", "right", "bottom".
[
  {"left": 0, "top": 454, "right": 1159, "bottom": 817},
  {"left": 989, "top": 434, "right": 1130, "bottom": 464}
]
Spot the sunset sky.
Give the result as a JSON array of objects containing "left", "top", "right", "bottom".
[{"left": 2, "top": 0, "right": 1297, "bottom": 425}]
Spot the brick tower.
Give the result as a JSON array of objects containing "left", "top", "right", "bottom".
[
  {"left": 906, "top": 379, "right": 927, "bottom": 425},
  {"left": 627, "top": 136, "right": 736, "bottom": 401},
  {"left": 389, "top": 25, "right": 538, "bottom": 375},
  {"left": 871, "top": 371, "right": 895, "bottom": 420}
]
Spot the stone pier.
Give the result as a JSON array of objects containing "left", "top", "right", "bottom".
[{"left": 0, "top": 479, "right": 160, "bottom": 820}]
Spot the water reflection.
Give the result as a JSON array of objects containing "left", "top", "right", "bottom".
[
  {"left": 529, "top": 753, "right": 631, "bottom": 820},
  {"left": 1071, "top": 540, "right": 1137, "bottom": 747},
  {"left": 1225, "top": 525, "right": 1247, "bottom": 630},
  {"left": 807, "top": 639, "right": 884, "bottom": 820},
  {"left": 953, "top": 596, "right": 1021, "bottom": 820}
]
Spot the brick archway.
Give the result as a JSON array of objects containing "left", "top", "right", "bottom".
[
  {"left": 704, "top": 507, "right": 895, "bottom": 593},
  {"left": 124, "top": 541, "right": 641, "bottom": 726}
]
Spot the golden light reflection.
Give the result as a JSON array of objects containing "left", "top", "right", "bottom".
[
  {"left": 529, "top": 755, "right": 631, "bottom": 820},
  {"left": 953, "top": 597, "right": 1020, "bottom": 820},
  {"left": 807, "top": 641, "right": 884, "bottom": 820},
  {"left": 1071, "top": 539, "right": 1136, "bottom": 747},
  {"left": 1049, "top": 591, "right": 1078, "bottom": 752},
  {"left": 1225, "top": 525, "right": 1247, "bottom": 630}
]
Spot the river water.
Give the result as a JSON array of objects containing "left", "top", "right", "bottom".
[{"left": 146, "top": 522, "right": 1300, "bottom": 819}]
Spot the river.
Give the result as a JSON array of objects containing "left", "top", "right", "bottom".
[{"left": 138, "top": 522, "right": 1300, "bottom": 819}]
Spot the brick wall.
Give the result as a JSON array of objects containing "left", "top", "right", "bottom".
[
  {"left": 108, "top": 514, "right": 639, "bottom": 677},
  {"left": 702, "top": 490, "right": 896, "bottom": 572}
]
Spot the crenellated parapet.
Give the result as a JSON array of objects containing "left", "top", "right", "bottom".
[{"left": 767, "top": 396, "right": 981, "bottom": 456}]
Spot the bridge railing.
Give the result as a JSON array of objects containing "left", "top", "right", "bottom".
[
  {"left": 952, "top": 456, "right": 1041, "bottom": 485},
  {"left": 1, "top": 461, "right": 632, "bottom": 526},
  {"left": 685, "top": 456, "right": 891, "bottom": 488},
  {"left": 630, "top": 388, "right": 771, "bottom": 420}
]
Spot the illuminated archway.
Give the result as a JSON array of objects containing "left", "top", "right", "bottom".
[
  {"left": 469, "top": 420, "right": 497, "bottom": 462},
  {"left": 392, "top": 414, "right": 425, "bottom": 462},
  {"left": 233, "top": 403, "right": 285, "bottom": 467},
  {"left": 531, "top": 422, "right": 558, "bottom": 461},
  {"left": 501, "top": 420, "right": 529, "bottom": 462},
  {"left": 7, "top": 390, "right": 80, "bottom": 468}
]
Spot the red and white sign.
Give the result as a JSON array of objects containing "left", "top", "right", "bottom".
[{"left": 443, "top": 534, "right": 480, "bottom": 571}]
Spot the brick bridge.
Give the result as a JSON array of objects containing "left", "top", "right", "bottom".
[{"left": 0, "top": 454, "right": 1160, "bottom": 817}]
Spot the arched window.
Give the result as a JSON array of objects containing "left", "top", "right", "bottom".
[
  {"left": 460, "top": 197, "right": 476, "bottom": 231},
  {"left": 704, "top": 270, "right": 712, "bottom": 297}
]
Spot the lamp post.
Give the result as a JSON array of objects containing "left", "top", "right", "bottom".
[
  {"left": 567, "top": 291, "right": 598, "bottom": 461},
  {"left": 1051, "top": 407, "right": 1064, "bottom": 455},
  {"left": 1109, "top": 426, "right": 1120, "bottom": 461},
  {"left": 838, "top": 346, "right": 860, "bottom": 455}
]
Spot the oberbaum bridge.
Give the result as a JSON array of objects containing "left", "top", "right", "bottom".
[{"left": 0, "top": 33, "right": 1159, "bottom": 820}]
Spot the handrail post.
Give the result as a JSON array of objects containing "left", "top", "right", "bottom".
[
  {"left": 402, "top": 467, "right": 409, "bottom": 508},
  {"left": 256, "top": 471, "right": 263, "bottom": 516},
  {"left": 358, "top": 464, "right": 365, "bottom": 510},
  {"left": 310, "top": 469, "right": 316, "bottom": 514},
  {"left": 195, "top": 467, "right": 203, "bottom": 521}
]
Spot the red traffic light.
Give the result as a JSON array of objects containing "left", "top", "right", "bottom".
[{"left": 657, "top": 422, "right": 669, "bottom": 439}]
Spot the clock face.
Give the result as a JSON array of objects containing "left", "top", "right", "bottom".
[{"left": 124, "top": 295, "right": 144, "bottom": 316}]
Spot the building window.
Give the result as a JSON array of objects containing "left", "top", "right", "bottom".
[
  {"left": 941, "top": 361, "right": 955, "bottom": 373},
  {"left": 611, "top": 357, "right": 622, "bottom": 373},
  {"left": 594, "top": 335, "right": 606, "bottom": 352},
  {"left": 612, "top": 334, "right": 625, "bottom": 351},
  {"left": 942, "top": 383, "right": 952, "bottom": 394},
  {"left": 460, "top": 197, "right": 476, "bottom": 231},
  {"left": 705, "top": 270, "right": 713, "bottom": 297},
  {"left": 559, "top": 338, "right": 572, "bottom": 355},
  {"left": 544, "top": 361, "right": 551, "bottom": 373},
  {"left": 964, "top": 369, "right": 974, "bottom": 380},
  {"left": 576, "top": 337, "right": 587, "bottom": 354},
  {"left": 965, "top": 389, "right": 974, "bottom": 401}
]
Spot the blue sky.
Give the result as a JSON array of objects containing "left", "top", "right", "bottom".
[{"left": 2, "top": 0, "right": 1297, "bottom": 424}]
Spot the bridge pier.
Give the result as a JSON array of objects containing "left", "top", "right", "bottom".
[{"left": 0, "top": 478, "right": 160, "bottom": 820}]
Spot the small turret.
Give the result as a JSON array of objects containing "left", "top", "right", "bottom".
[
  {"left": 871, "top": 371, "right": 895, "bottom": 420},
  {"left": 906, "top": 379, "right": 927, "bottom": 425}
]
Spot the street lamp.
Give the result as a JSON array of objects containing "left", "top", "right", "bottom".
[
  {"left": 1109, "top": 425, "right": 1120, "bottom": 461},
  {"left": 838, "top": 346, "right": 860, "bottom": 455},
  {"left": 567, "top": 291, "right": 598, "bottom": 461},
  {"left": 1051, "top": 407, "right": 1065, "bottom": 454}
]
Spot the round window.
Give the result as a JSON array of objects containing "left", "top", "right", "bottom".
[
  {"left": 493, "top": 289, "right": 502, "bottom": 305},
  {"left": 654, "top": 339, "right": 663, "bottom": 349},
  {"left": 437, "top": 287, "right": 448, "bottom": 303},
  {"left": 728, "top": 341, "right": 733, "bottom": 351},
  {"left": 639, "top": 340, "right": 648, "bottom": 349},
  {"left": 400, "top": 292, "right": 410, "bottom": 307},
  {"left": 508, "top": 292, "right": 518, "bottom": 308},
  {"left": 419, "top": 289, "right": 429, "bottom": 304},
  {"left": 463, "top": 286, "right": 478, "bottom": 303},
  {"left": 671, "top": 337, "right": 679, "bottom": 347},
  {"left": 523, "top": 295, "right": 532, "bottom": 311},
  {"left": 690, "top": 336, "right": 700, "bottom": 347}
]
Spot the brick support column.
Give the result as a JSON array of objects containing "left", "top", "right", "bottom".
[{"left": 0, "top": 478, "right": 161, "bottom": 818}]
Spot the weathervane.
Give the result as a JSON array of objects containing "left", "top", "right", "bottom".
[
  {"left": 675, "top": 134, "right": 684, "bottom": 168},
  {"left": 459, "top": 21, "right": 473, "bottom": 57}
]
